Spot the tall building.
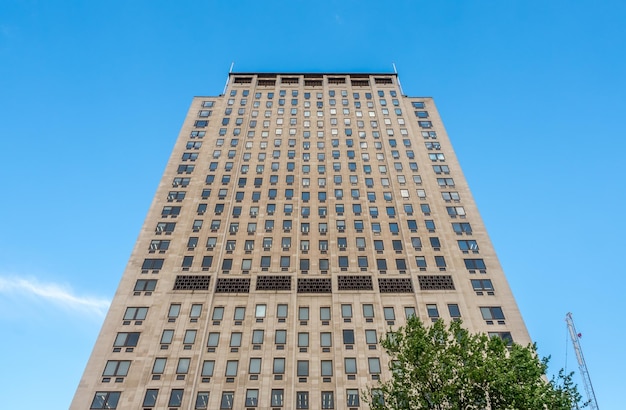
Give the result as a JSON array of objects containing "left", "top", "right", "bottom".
[{"left": 72, "top": 72, "right": 530, "bottom": 410}]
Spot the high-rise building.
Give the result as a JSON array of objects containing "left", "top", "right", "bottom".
[{"left": 72, "top": 72, "right": 530, "bottom": 410}]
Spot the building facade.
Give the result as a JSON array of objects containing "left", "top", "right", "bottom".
[{"left": 72, "top": 72, "right": 530, "bottom": 409}]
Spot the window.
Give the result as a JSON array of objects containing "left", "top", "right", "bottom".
[
  {"left": 452, "top": 222, "right": 472, "bottom": 234},
  {"left": 321, "top": 392, "right": 334, "bottom": 409},
  {"left": 448, "top": 304, "right": 461, "bottom": 318},
  {"left": 415, "top": 256, "right": 427, "bottom": 268},
  {"left": 102, "top": 360, "right": 130, "bottom": 377},
  {"left": 230, "top": 332, "right": 242, "bottom": 348},
  {"left": 465, "top": 258, "right": 486, "bottom": 270},
  {"left": 225, "top": 360, "right": 238, "bottom": 376},
  {"left": 358, "top": 256, "right": 368, "bottom": 268},
  {"left": 273, "top": 358, "right": 286, "bottom": 374},
  {"left": 320, "top": 306, "right": 331, "bottom": 321},
  {"left": 275, "top": 330, "right": 287, "bottom": 344},
  {"left": 447, "top": 206, "right": 466, "bottom": 217},
  {"left": 184, "top": 329, "right": 197, "bottom": 345},
  {"left": 212, "top": 306, "right": 224, "bottom": 321},
  {"left": 338, "top": 256, "right": 348, "bottom": 268},
  {"left": 297, "top": 392, "right": 309, "bottom": 409},
  {"left": 160, "top": 329, "right": 174, "bottom": 346},
  {"left": 343, "top": 329, "right": 355, "bottom": 344},
  {"left": 252, "top": 329, "right": 264, "bottom": 345},
  {"left": 298, "top": 332, "right": 310, "bottom": 348},
  {"left": 442, "top": 191, "right": 460, "bottom": 201},
  {"left": 368, "top": 357, "right": 381, "bottom": 374},
  {"left": 272, "top": 389, "right": 285, "bottom": 407},
  {"left": 480, "top": 306, "right": 505, "bottom": 321},
  {"left": 141, "top": 259, "right": 164, "bottom": 270},
  {"left": 458, "top": 240, "right": 479, "bottom": 252},
  {"left": 124, "top": 307, "right": 148, "bottom": 321},
  {"left": 143, "top": 389, "right": 159, "bottom": 407},
  {"left": 114, "top": 332, "right": 139, "bottom": 347},
  {"left": 426, "top": 304, "right": 440, "bottom": 319},
  {"left": 220, "top": 392, "right": 234, "bottom": 409},
  {"left": 270, "top": 304, "right": 286, "bottom": 323},
  {"left": 150, "top": 358, "right": 167, "bottom": 378},
  {"left": 320, "top": 332, "right": 332, "bottom": 348},
  {"left": 321, "top": 360, "right": 333, "bottom": 377},
  {"left": 297, "top": 360, "right": 309, "bottom": 377},
  {"left": 245, "top": 390, "right": 259, "bottom": 407},
  {"left": 365, "top": 329, "right": 378, "bottom": 345},
  {"left": 383, "top": 307, "right": 395, "bottom": 321},
  {"left": 255, "top": 304, "right": 266, "bottom": 319},
  {"left": 90, "top": 392, "right": 121, "bottom": 409},
  {"left": 344, "top": 357, "right": 357, "bottom": 374},
  {"left": 346, "top": 389, "right": 359, "bottom": 407},
  {"left": 471, "top": 279, "right": 494, "bottom": 293},
  {"left": 435, "top": 256, "right": 447, "bottom": 268},
  {"left": 404, "top": 306, "right": 416, "bottom": 318},
  {"left": 249, "top": 357, "right": 262, "bottom": 374},
  {"left": 190, "top": 304, "right": 202, "bottom": 319},
  {"left": 194, "top": 392, "right": 209, "bottom": 409}
]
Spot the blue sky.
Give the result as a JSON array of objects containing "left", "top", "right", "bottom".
[{"left": 1, "top": 1, "right": 624, "bottom": 408}]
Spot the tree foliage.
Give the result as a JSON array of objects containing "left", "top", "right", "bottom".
[{"left": 366, "top": 317, "right": 583, "bottom": 410}]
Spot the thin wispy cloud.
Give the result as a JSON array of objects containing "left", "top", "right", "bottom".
[{"left": 0, "top": 276, "right": 110, "bottom": 317}]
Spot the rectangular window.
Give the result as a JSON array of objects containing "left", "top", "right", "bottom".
[
  {"left": 195, "top": 392, "right": 209, "bottom": 409},
  {"left": 225, "top": 360, "right": 238, "bottom": 376},
  {"left": 102, "top": 360, "right": 130, "bottom": 377},
  {"left": 480, "top": 306, "right": 505, "bottom": 321},
  {"left": 448, "top": 304, "right": 461, "bottom": 318},
  {"left": 365, "top": 329, "right": 378, "bottom": 345},
  {"left": 321, "top": 392, "right": 334, "bottom": 409},
  {"left": 249, "top": 357, "right": 261, "bottom": 374},
  {"left": 220, "top": 392, "right": 234, "bottom": 409},
  {"left": 273, "top": 358, "right": 285, "bottom": 374},
  {"left": 426, "top": 304, "right": 440, "bottom": 319},
  {"left": 297, "top": 360, "right": 309, "bottom": 376},
  {"left": 91, "top": 392, "right": 121, "bottom": 409},
  {"left": 321, "top": 360, "right": 333, "bottom": 376},
  {"left": 272, "top": 389, "right": 285, "bottom": 407},
  {"left": 346, "top": 389, "right": 359, "bottom": 407},
  {"left": 245, "top": 390, "right": 259, "bottom": 407},
  {"left": 320, "top": 332, "right": 332, "bottom": 347},
  {"left": 143, "top": 389, "right": 158, "bottom": 407},
  {"left": 275, "top": 330, "right": 287, "bottom": 344},
  {"left": 296, "top": 392, "right": 309, "bottom": 409},
  {"left": 368, "top": 357, "right": 381, "bottom": 374},
  {"left": 113, "top": 332, "right": 139, "bottom": 347}
]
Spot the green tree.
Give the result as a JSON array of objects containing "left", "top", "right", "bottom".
[{"left": 366, "top": 317, "right": 583, "bottom": 410}]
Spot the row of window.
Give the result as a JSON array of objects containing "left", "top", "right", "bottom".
[
  {"left": 152, "top": 237, "right": 478, "bottom": 253},
  {"left": 218, "top": 88, "right": 403, "bottom": 99},
  {"left": 185, "top": 149, "right": 433, "bottom": 164},
  {"left": 118, "top": 305, "right": 504, "bottom": 345},
  {"left": 92, "top": 388, "right": 365, "bottom": 409},
  {"left": 189, "top": 129, "right": 437, "bottom": 140},
  {"left": 163, "top": 204, "right": 463, "bottom": 219},
  {"left": 126, "top": 302, "right": 470, "bottom": 325},
  {"left": 156, "top": 220, "right": 472, "bottom": 235},
  {"left": 150, "top": 255, "right": 486, "bottom": 272}
]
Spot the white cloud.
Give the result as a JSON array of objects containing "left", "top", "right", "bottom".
[{"left": 0, "top": 276, "right": 110, "bottom": 317}]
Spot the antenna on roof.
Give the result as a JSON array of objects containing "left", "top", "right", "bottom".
[
  {"left": 393, "top": 62, "right": 404, "bottom": 95},
  {"left": 223, "top": 62, "right": 234, "bottom": 95}
]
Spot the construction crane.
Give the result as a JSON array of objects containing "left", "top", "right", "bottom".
[{"left": 566, "top": 312, "right": 599, "bottom": 410}]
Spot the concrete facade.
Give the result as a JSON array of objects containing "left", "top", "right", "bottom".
[{"left": 72, "top": 72, "right": 530, "bottom": 409}]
